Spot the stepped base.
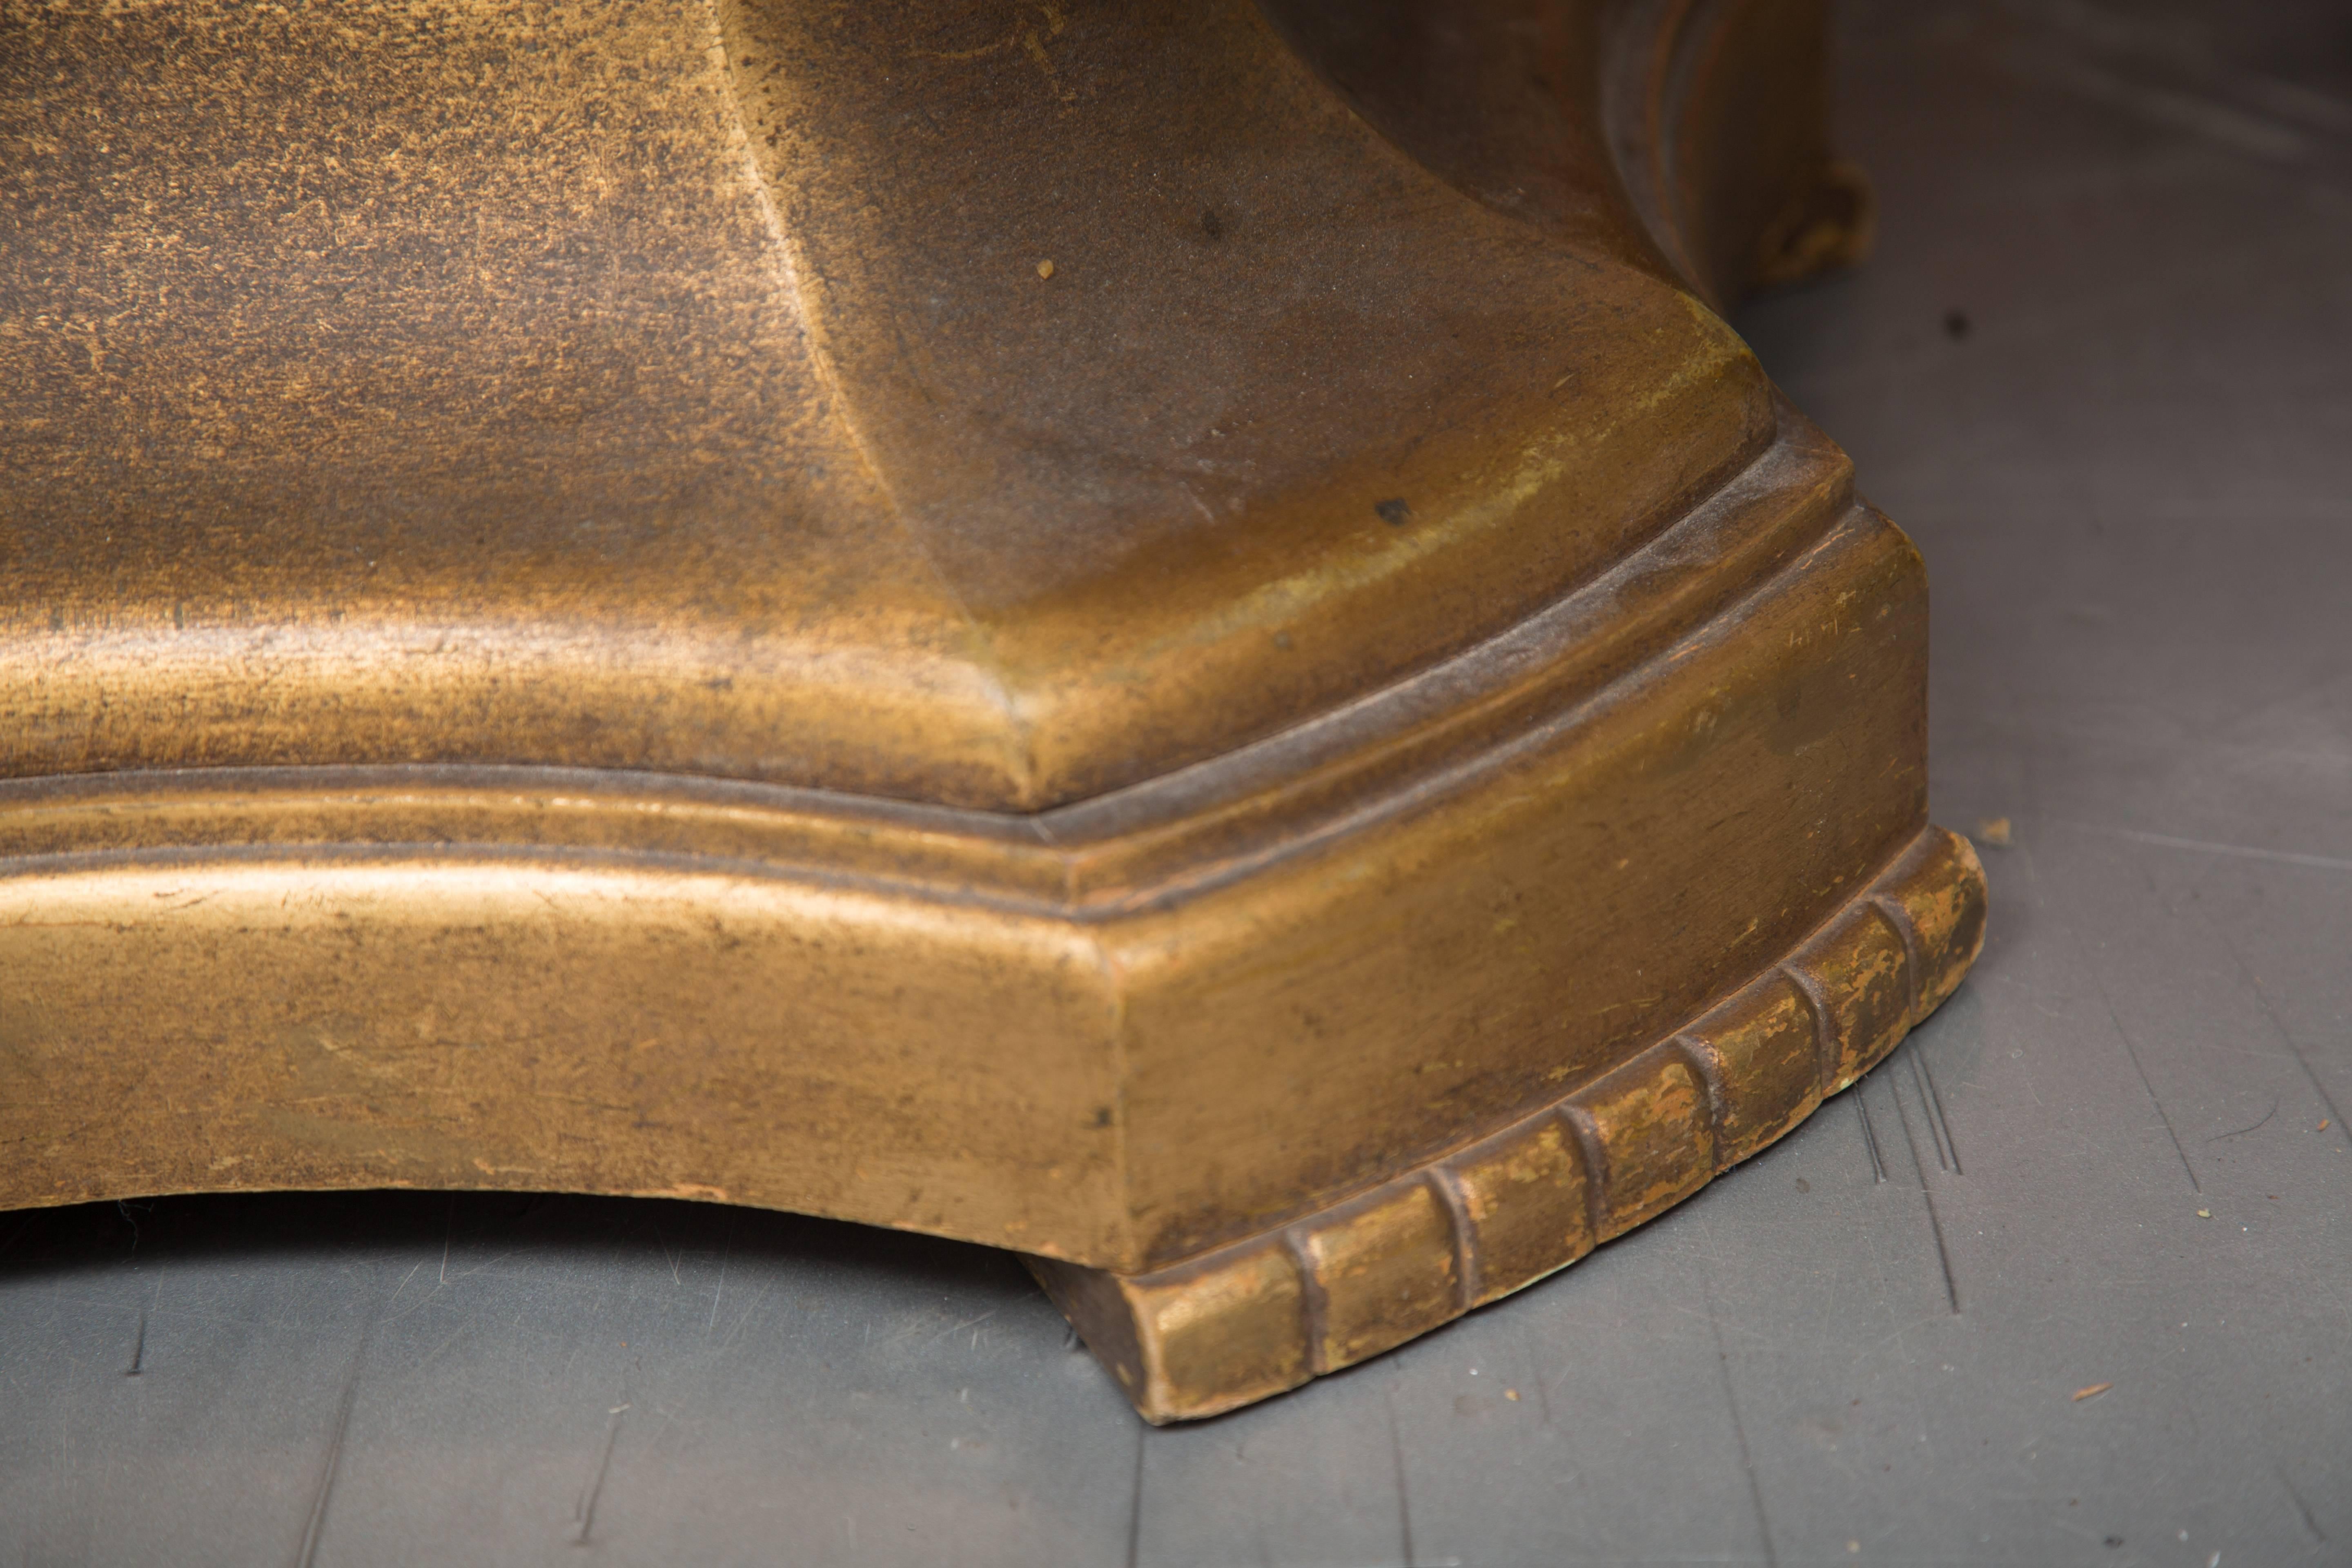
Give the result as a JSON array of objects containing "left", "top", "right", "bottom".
[{"left": 1033, "top": 828, "right": 1985, "bottom": 1423}]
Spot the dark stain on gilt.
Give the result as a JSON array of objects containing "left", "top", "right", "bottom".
[{"left": 1375, "top": 498, "right": 1413, "bottom": 526}]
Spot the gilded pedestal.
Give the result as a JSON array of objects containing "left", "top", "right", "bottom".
[{"left": 0, "top": 0, "right": 1983, "bottom": 1419}]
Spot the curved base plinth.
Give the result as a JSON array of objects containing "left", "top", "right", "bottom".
[
  {"left": 0, "top": 0, "right": 1967, "bottom": 1428},
  {"left": 1032, "top": 826, "right": 1985, "bottom": 1424}
]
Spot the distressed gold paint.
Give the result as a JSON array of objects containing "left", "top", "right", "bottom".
[
  {"left": 2, "top": 0, "right": 1976, "bottom": 1423},
  {"left": 1043, "top": 829, "right": 1985, "bottom": 1421}
]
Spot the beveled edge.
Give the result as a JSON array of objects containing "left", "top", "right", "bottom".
[
  {"left": 0, "top": 403, "right": 1853, "bottom": 923},
  {"left": 1030, "top": 825, "right": 1986, "bottom": 1423}
]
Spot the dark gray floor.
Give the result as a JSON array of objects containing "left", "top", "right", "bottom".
[{"left": 4, "top": 2, "right": 2348, "bottom": 1563}]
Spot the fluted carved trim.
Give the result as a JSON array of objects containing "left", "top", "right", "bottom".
[{"left": 1032, "top": 827, "right": 1986, "bottom": 1423}]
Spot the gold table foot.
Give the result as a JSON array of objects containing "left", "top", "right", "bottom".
[
  {"left": 4, "top": 0, "right": 1983, "bottom": 1423},
  {"left": 1035, "top": 828, "right": 1984, "bottom": 1423}
]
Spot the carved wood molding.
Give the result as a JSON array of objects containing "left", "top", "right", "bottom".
[
  {"left": 0, "top": 0, "right": 1980, "bottom": 1419},
  {"left": 1034, "top": 828, "right": 1983, "bottom": 1422}
]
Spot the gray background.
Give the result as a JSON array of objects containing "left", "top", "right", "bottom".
[{"left": 4, "top": 1, "right": 2348, "bottom": 1562}]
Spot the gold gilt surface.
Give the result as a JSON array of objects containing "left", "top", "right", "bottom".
[
  {"left": 0, "top": 0, "right": 1982, "bottom": 1419},
  {"left": 1033, "top": 827, "right": 1985, "bottom": 1422},
  {"left": 4, "top": 0, "right": 1769, "bottom": 809}
]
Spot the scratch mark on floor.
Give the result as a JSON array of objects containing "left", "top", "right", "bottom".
[
  {"left": 1857, "top": 1094, "right": 1889, "bottom": 1183},
  {"left": 2280, "top": 1469, "right": 2328, "bottom": 1544},
  {"left": 2085, "top": 959, "right": 2202, "bottom": 1192},
  {"left": 413, "top": 1318, "right": 473, "bottom": 1374},
  {"left": 2002, "top": 48, "right": 2310, "bottom": 163},
  {"left": 2215, "top": 928, "right": 2350, "bottom": 1145},
  {"left": 385, "top": 1260, "right": 424, "bottom": 1315},
  {"left": 2061, "top": 822, "right": 2352, "bottom": 878},
  {"left": 1921, "top": 1186, "right": 1962, "bottom": 1315},
  {"left": 1913, "top": 1046, "right": 1963, "bottom": 1174},
  {"left": 1889, "top": 1073, "right": 1963, "bottom": 1314},
  {"left": 719, "top": 1279, "right": 776, "bottom": 1351},
  {"left": 1124, "top": 1420, "right": 1147, "bottom": 1568},
  {"left": 920, "top": 1307, "right": 1000, "bottom": 1349},
  {"left": 2029, "top": 837, "right": 2208, "bottom": 1189},
  {"left": 2205, "top": 1099, "right": 2279, "bottom": 1143},
  {"left": 447, "top": 1251, "right": 514, "bottom": 1284},
  {"left": 650, "top": 1220, "right": 681, "bottom": 1287},
  {"left": 124, "top": 1309, "right": 147, "bottom": 1377},
  {"left": 1906, "top": 1054, "right": 1950, "bottom": 1172},
  {"left": 572, "top": 1403, "right": 627, "bottom": 1547},
  {"left": 707, "top": 1214, "right": 737, "bottom": 1341},
  {"left": 1385, "top": 1373, "right": 1417, "bottom": 1568},
  {"left": 1521, "top": 1326, "right": 1556, "bottom": 1428},
  {"left": 295, "top": 1340, "right": 368, "bottom": 1568},
  {"left": 1699, "top": 1270, "right": 1779, "bottom": 1568}
]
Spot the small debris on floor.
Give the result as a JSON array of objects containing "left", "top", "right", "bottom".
[
  {"left": 2321, "top": 1119, "right": 2332, "bottom": 1131},
  {"left": 1976, "top": 817, "right": 2012, "bottom": 847},
  {"left": 1504, "top": 1388, "right": 1519, "bottom": 1401},
  {"left": 2197, "top": 1208, "right": 2212, "bottom": 1218},
  {"left": 2071, "top": 1383, "right": 2113, "bottom": 1402},
  {"left": 1036, "top": 258, "right": 1055, "bottom": 280}
]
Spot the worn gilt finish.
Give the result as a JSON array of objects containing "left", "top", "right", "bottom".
[
  {"left": 0, "top": 0, "right": 1984, "bottom": 1418},
  {"left": 1032, "top": 828, "right": 1983, "bottom": 1421}
]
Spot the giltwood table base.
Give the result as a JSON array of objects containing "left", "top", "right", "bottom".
[{"left": 1, "top": 0, "right": 1986, "bottom": 1421}]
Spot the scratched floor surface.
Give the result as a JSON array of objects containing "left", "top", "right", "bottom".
[{"left": 4, "top": 1, "right": 2350, "bottom": 1563}]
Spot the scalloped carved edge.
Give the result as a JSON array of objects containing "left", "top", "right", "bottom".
[{"left": 1032, "top": 826, "right": 1987, "bottom": 1423}]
